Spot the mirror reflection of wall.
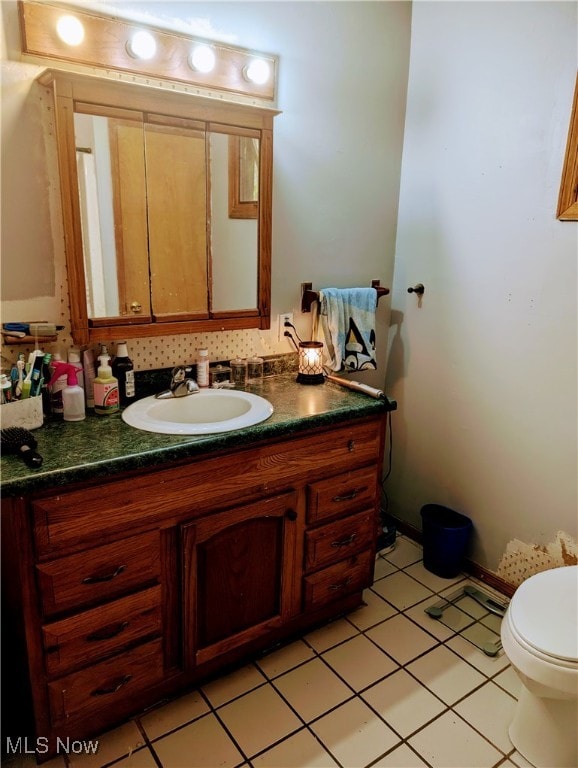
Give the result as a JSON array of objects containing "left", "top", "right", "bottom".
[
  {"left": 211, "top": 132, "right": 259, "bottom": 312},
  {"left": 75, "top": 114, "right": 120, "bottom": 317},
  {"left": 74, "top": 112, "right": 150, "bottom": 320}
]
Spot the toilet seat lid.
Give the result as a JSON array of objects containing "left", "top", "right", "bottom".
[{"left": 510, "top": 566, "right": 578, "bottom": 662}]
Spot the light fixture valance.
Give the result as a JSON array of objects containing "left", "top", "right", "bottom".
[{"left": 18, "top": 0, "right": 278, "bottom": 103}]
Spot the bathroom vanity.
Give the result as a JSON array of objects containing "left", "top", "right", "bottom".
[{"left": 1, "top": 376, "right": 395, "bottom": 758}]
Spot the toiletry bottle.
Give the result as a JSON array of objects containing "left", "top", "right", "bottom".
[
  {"left": 112, "top": 342, "right": 135, "bottom": 406},
  {"left": 40, "top": 353, "right": 52, "bottom": 417},
  {"left": 28, "top": 351, "right": 45, "bottom": 398},
  {"left": 93, "top": 356, "right": 119, "bottom": 415},
  {"left": 82, "top": 348, "right": 96, "bottom": 409},
  {"left": 196, "top": 348, "right": 209, "bottom": 388},
  {"left": 0, "top": 373, "right": 12, "bottom": 404},
  {"left": 49, "top": 352, "right": 66, "bottom": 415},
  {"left": 50, "top": 363, "right": 86, "bottom": 421}
]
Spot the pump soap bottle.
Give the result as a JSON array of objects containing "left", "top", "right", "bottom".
[
  {"left": 93, "top": 355, "right": 119, "bottom": 415},
  {"left": 112, "top": 342, "right": 135, "bottom": 406}
]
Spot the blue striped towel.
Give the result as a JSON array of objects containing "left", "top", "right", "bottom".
[{"left": 319, "top": 287, "right": 377, "bottom": 372}]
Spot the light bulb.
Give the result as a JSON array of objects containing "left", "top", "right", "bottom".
[
  {"left": 56, "top": 15, "right": 85, "bottom": 46},
  {"left": 244, "top": 59, "right": 270, "bottom": 85},
  {"left": 190, "top": 45, "right": 216, "bottom": 73},
  {"left": 126, "top": 30, "right": 157, "bottom": 60}
]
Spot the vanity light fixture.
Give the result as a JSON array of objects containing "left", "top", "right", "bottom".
[
  {"left": 56, "top": 14, "right": 84, "bottom": 46},
  {"left": 244, "top": 59, "right": 271, "bottom": 86},
  {"left": 297, "top": 342, "right": 325, "bottom": 385},
  {"left": 189, "top": 44, "right": 216, "bottom": 74},
  {"left": 126, "top": 30, "right": 157, "bottom": 60},
  {"left": 19, "top": 0, "right": 278, "bottom": 102}
]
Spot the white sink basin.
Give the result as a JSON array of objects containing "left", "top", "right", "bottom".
[{"left": 122, "top": 389, "right": 274, "bottom": 435}]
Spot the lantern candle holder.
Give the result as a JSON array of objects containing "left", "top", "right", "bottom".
[{"left": 297, "top": 341, "right": 325, "bottom": 385}]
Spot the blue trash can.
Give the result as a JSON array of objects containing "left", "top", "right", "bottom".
[{"left": 420, "top": 504, "right": 472, "bottom": 578}]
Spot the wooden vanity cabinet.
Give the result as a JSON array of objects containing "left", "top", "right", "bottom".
[
  {"left": 182, "top": 490, "right": 300, "bottom": 667},
  {"left": 2, "top": 414, "right": 386, "bottom": 758}
]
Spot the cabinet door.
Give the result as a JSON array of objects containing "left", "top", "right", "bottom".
[
  {"left": 182, "top": 491, "right": 298, "bottom": 667},
  {"left": 145, "top": 119, "right": 209, "bottom": 321}
]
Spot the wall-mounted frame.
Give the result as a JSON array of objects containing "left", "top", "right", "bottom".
[
  {"left": 557, "top": 73, "right": 578, "bottom": 221},
  {"left": 228, "top": 135, "right": 259, "bottom": 219}
]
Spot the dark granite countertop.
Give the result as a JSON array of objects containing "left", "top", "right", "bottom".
[{"left": 0, "top": 374, "right": 396, "bottom": 496}]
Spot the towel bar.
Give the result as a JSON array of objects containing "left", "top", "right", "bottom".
[{"left": 300, "top": 280, "right": 389, "bottom": 313}]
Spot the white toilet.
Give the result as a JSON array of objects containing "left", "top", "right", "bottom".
[{"left": 501, "top": 565, "right": 578, "bottom": 768}]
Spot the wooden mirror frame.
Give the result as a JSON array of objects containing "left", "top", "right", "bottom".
[
  {"left": 557, "top": 73, "right": 578, "bottom": 221},
  {"left": 38, "top": 68, "right": 279, "bottom": 345}
]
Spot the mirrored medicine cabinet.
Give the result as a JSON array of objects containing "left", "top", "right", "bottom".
[{"left": 38, "top": 69, "right": 279, "bottom": 345}]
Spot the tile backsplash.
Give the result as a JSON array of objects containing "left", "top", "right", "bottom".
[
  {"left": 126, "top": 329, "right": 282, "bottom": 370},
  {"left": 1, "top": 328, "right": 296, "bottom": 373}
]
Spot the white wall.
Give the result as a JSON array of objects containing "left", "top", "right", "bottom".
[
  {"left": 5, "top": 0, "right": 574, "bottom": 578},
  {"left": 0, "top": 1, "right": 411, "bottom": 377},
  {"left": 385, "top": 1, "right": 577, "bottom": 575}
]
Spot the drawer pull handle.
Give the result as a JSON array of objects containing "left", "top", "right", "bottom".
[
  {"left": 331, "top": 533, "right": 357, "bottom": 548},
  {"left": 328, "top": 576, "right": 353, "bottom": 592},
  {"left": 86, "top": 621, "right": 129, "bottom": 643},
  {"left": 91, "top": 674, "right": 132, "bottom": 697},
  {"left": 285, "top": 508, "right": 298, "bottom": 522},
  {"left": 332, "top": 489, "right": 360, "bottom": 503},
  {"left": 82, "top": 565, "right": 127, "bottom": 584},
  {"left": 348, "top": 440, "right": 356, "bottom": 452}
]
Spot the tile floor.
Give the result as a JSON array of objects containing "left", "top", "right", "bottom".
[{"left": 7, "top": 536, "right": 534, "bottom": 768}]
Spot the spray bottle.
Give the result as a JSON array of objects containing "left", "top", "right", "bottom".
[{"left": 49, "top": 363, "right": 86, "bottom": 421}]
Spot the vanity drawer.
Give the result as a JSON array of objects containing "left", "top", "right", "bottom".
[
  {"left": 31, "top": 419, "right": 384, "bottom": 556},
  {"left": 37, "top": 532, "right": 161, "bottom": 617},
  {"left": 47, "top": 638, "right": 163, "bottom": 727},
  {"left": 307, "top": 466, "right": 379, "bottom": 525},
  {"left": 303, "top": 550, "right": 373, "bottom": 611},
  {"left": 304, "top": 509, "right": 374, "bottom": 572},
  {"left": 42, "top": 585, "right": 162, "bottom": 678}
]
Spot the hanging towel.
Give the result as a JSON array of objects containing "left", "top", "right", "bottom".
[{"left": 319, "top": 287, "right": 377, "bottom": 372}]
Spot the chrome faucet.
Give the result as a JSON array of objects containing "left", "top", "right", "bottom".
[{"left": 155, "top": 366, "right": 199, "bottom": 399}]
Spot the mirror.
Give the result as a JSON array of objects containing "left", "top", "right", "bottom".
[
  {"left": 39, "top": 69, "right": 278, "bottom": 344},
  {"left": 74, "top": 115, "right": 260, "bottom": 320},
  {"left": 74, "top": 111, "right": 150, "bottom": 320},
  {"left": 211, "top": 132, "right": 259, "bottom": 311}
]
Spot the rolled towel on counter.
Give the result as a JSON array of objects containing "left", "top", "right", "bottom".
[{"left": 325, "top": 374, "right": 385, "bottom": 400}]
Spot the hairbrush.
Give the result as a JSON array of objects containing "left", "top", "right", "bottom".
[{"left": 0, "top": 427, "right": 43, "bottom": 468}]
